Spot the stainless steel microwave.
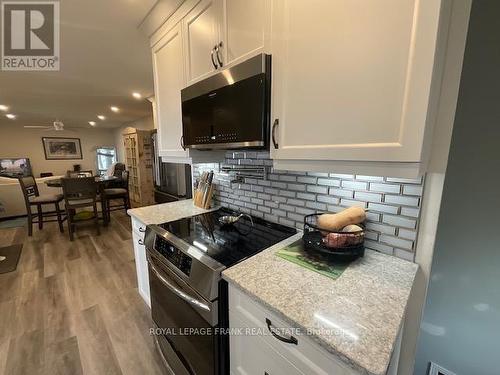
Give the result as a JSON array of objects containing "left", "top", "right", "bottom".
[{"left": 181, "top": 54, "right": 271, "bottom": 150}]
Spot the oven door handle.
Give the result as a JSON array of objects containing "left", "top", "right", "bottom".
[{"left": 147, "top": 254, "right": 211, "bottom": 314}]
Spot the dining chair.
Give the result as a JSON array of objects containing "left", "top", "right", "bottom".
[
  {"left": 18, "top": 176, "right": 65, "bottom": 236},
  {"left": 112, "top": 163, "right": 125, "bottom": 178},
  {"left": 61, "top": 177, "right": 100, "bottom": 241},
  {"left": 101, "top": 170, "right": 131, "bottom": 224}
]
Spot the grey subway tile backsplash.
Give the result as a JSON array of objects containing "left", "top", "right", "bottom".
[
  {"left": 193, "top": 151, "right": 425, "bottom": 262},
  {"left": 354, "top": 191, "right": 383, "bottom": 203},
  {"left": 307, "top": 185, "right": 328, "bottom": 194},
  {"left": 379, "top": 235, "right": 414, "bottom": 250},
  {"left": 329, "top": 188, "right": 354, "bottom": 198},
  {"left": 403, "top": 185, "right": 424, "bottom": 196},
  {"left": 369, "top": 182, "right": 401, "bottom": 194},
  {"left": 367, "top": 202, "right": 399, "bottom": 214},
  {"left": 341, "top": 180, "right": 368, "bottom": 190},
  {"left": 382, "top": 214, "right": 417, "bottom": 229},
  {"left": 384, "top": 194, "right": 420, "bottom": 207},
  {"left": 297, "top": 176, "right": 318, "bottom": 184},
  {"left": 355, "top": 175, "right": 385, "bottom": 182},
  {"left": 401, "top": 207, "right": 420, "bottom": 218},
  {"left": 317, "top": 178, "right": 341, "bottom": 186}
]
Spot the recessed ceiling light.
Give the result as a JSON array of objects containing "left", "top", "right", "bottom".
[
  {"left": 0, "top": 105, "right": 9, "bottom": 112},
  {"left": 97, "top": 115, "right": 106, "bottom": 120},
  {"left": 132, "top": 92, "right": 142, "bottom": 99},
  {"left": 110, "top": 106, "right": 119, "bottom": 113},
  {"left": 88, "top": 121, "right": 96, "bottom": 126},
  {"left": 6, "top": 114, "right": 16, "bottom": 119}
]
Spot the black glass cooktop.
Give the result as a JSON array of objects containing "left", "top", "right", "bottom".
[{"left": 159, "top": 208, "right": 297, "bottom": 268}]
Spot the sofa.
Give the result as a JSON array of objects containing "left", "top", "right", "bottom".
[{"left": 0, "top": 176, "right": 64, "bottom": 219}]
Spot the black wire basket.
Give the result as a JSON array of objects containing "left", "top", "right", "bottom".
[{"left": 302, "top": 213, "right": 365, "bottom": 262}]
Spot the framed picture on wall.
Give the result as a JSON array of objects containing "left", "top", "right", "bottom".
[{"left": 42, "top": 137, "right": 83, "bottom": 160}]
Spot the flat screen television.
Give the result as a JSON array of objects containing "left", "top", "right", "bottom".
[{"left": 0, "top": 158, "right": 32, "bottom": 178}]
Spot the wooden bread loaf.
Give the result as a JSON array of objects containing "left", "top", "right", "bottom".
[{"left": 317, "top": 207, "right": 366, "bottom": 232}]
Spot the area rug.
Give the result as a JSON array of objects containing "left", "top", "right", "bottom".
[
  {"left": 0, "top": 244, "right": 23, "bottom": 274},
  {"left": 0, "top": 217, "right": 27, "bottom": 229}
]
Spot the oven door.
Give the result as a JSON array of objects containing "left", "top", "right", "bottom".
[{"left": 147, "top": 252, "right": 218, "bottom": 375}]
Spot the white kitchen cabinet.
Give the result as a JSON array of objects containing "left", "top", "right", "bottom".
[
  {"left": 221, "top": 0, "right": 271, "bottom": 68},
  {"left": 230, "top": 315, "right": 302, "bottom": 375},
  {"left": 152, "top": 22, "right": 189, "bottom": 160},
  {"left": 228, "top": 285, "right": 358, "bottom": 375},
  {"left": 151, "top": 18, "right": 226, "bottom": 164},
  {"left": 131, "top": 217, "right": 150, "bottom": 307},
  {"left": 270, "top": 0, "right": 447, "bottom": 177},
  {"left": 182, "top": 0, "right": 270, "bottom": 84},
  {"left": 146, "top": 0, "right": 269, "bottom": 164},
  {"left": 183, "top": 0, "right": 223, "bottom": 85}
]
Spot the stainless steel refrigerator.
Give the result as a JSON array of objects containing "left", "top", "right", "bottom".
[{"left": 151, "top": 130, "right": 192, "bottom": 203}]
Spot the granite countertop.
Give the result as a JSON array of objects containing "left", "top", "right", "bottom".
[
  {"left": 222, "top": 233, "right": 418, "bottom": 375},
  {"left": 127, "top": 199, "right": 218, "bottom": 225}
]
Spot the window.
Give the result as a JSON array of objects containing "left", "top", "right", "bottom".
[{"left": 96, "top": 147, "right": 116, "bottom": 175}]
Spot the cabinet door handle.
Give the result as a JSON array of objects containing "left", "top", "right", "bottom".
[
  {"left": 272, "top": 119, "right": 279, "bottom": 149},
  {"left": 139, "top": 227, "right": 146, "bottom": 233},
  {"left": 265, "top": 318, "right": 298, "bottom": 345},
  {"left": 138, "top": 239, "right": 144, "bottom": 246},
  {"left": 180, "top": 135, "right": 185, "bottom": 150},
  {"left": 215, "top": 42, "right": 223, "bottom": 67},
  {"left": 210, "top": 46, "right": 218, "bottom": 69}
]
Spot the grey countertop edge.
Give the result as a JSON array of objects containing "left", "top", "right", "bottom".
[
  {"left": 222, "top": 232, "right": 419, "bottom": 375},
  {"left": 127, "top": 199, "right": 220, "bottom": 225}
]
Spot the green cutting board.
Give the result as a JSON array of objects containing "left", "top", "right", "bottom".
[{"left": 276, "top": 239, "right": 348, "bottom": 280}]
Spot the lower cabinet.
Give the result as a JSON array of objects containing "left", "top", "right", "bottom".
[
  {"left": 131, "top": 218, "right": 151, "bottom": 307},
  {"left": 228, "top": 285, "right": 358, "bottom": 375},
  {"left": 230, "top": 315, "right": 302, "bottom": 375}
]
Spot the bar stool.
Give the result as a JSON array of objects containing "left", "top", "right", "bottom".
[
  {"left": 18, "top": 176, "right": 65, "bottom": 236},
  {"left": 61, "top": 177, "right": 100, "bottom": 241},
  {"left": 101, "top": 170, "right": 130, "bottom": 224}
]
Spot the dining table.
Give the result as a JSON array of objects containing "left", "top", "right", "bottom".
[
  {"left": 44, "top": 175, "right": 120, "bottom": 225},
  {"left": 44, "top": 175, "right": 118, "bottom": 188}
]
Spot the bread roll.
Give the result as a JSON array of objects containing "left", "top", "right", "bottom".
[
  {"left": 317, "top": 207, "right": 366, "bottom": 232},
  {"left": 342, "top": 224, "right": 363, "bottom": 233}
]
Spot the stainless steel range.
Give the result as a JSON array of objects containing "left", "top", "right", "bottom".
[{"left": 144, "top": 207, "right": 297, "bottom": 375}]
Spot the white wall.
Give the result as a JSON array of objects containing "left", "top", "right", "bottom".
[
  {"left": 0, "top": 126, "right": 116, "bottom": 176},
  {"left": 114, "top": 115, "right": 155, "bottom": 163}
]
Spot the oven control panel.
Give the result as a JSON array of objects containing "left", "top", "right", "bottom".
[{"left": 155, "top": 236, "right": 192, "bottom": 276}]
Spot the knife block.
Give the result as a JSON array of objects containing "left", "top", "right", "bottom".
[{"left": 194, "top": 182, "right": 215, "bottom": 209}]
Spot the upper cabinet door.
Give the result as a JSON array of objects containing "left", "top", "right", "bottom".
[
  {"left": 183, "top": 0, "right": 223, "bottom": 85},
  {"left": 222, "top": 0, "right": 271, "bottom": 67},
  {"left": 152, "top": 23, "right": 188, "bottom": 158},
  {"left": 271, "top": 0, "right": 443, "bottom": 164}
]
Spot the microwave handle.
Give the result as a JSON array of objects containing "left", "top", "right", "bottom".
[
  {"left": 147, "top": 253, "right": 211, "bottom": 315},
  {"left": 272, "top": 119, "right": 279, "bottom": 149}
]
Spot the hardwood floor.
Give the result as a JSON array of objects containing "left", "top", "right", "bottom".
[{"left": 0, "top": 212, "right": 165, "bottom": 375}]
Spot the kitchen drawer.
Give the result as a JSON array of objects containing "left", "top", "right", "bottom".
[
  {"left": 131, "top": 217, "right": 147, "bottom": 235},
  {"left": 228, "top": 285, "right": 357, "bottom": 375},
  {"left": 230, "top": 314, "right": 302, "bottom": 375}
]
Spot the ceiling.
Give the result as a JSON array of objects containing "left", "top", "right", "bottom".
[{"left": 0, "top": 0, "right": 158, "bottom": 129}]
